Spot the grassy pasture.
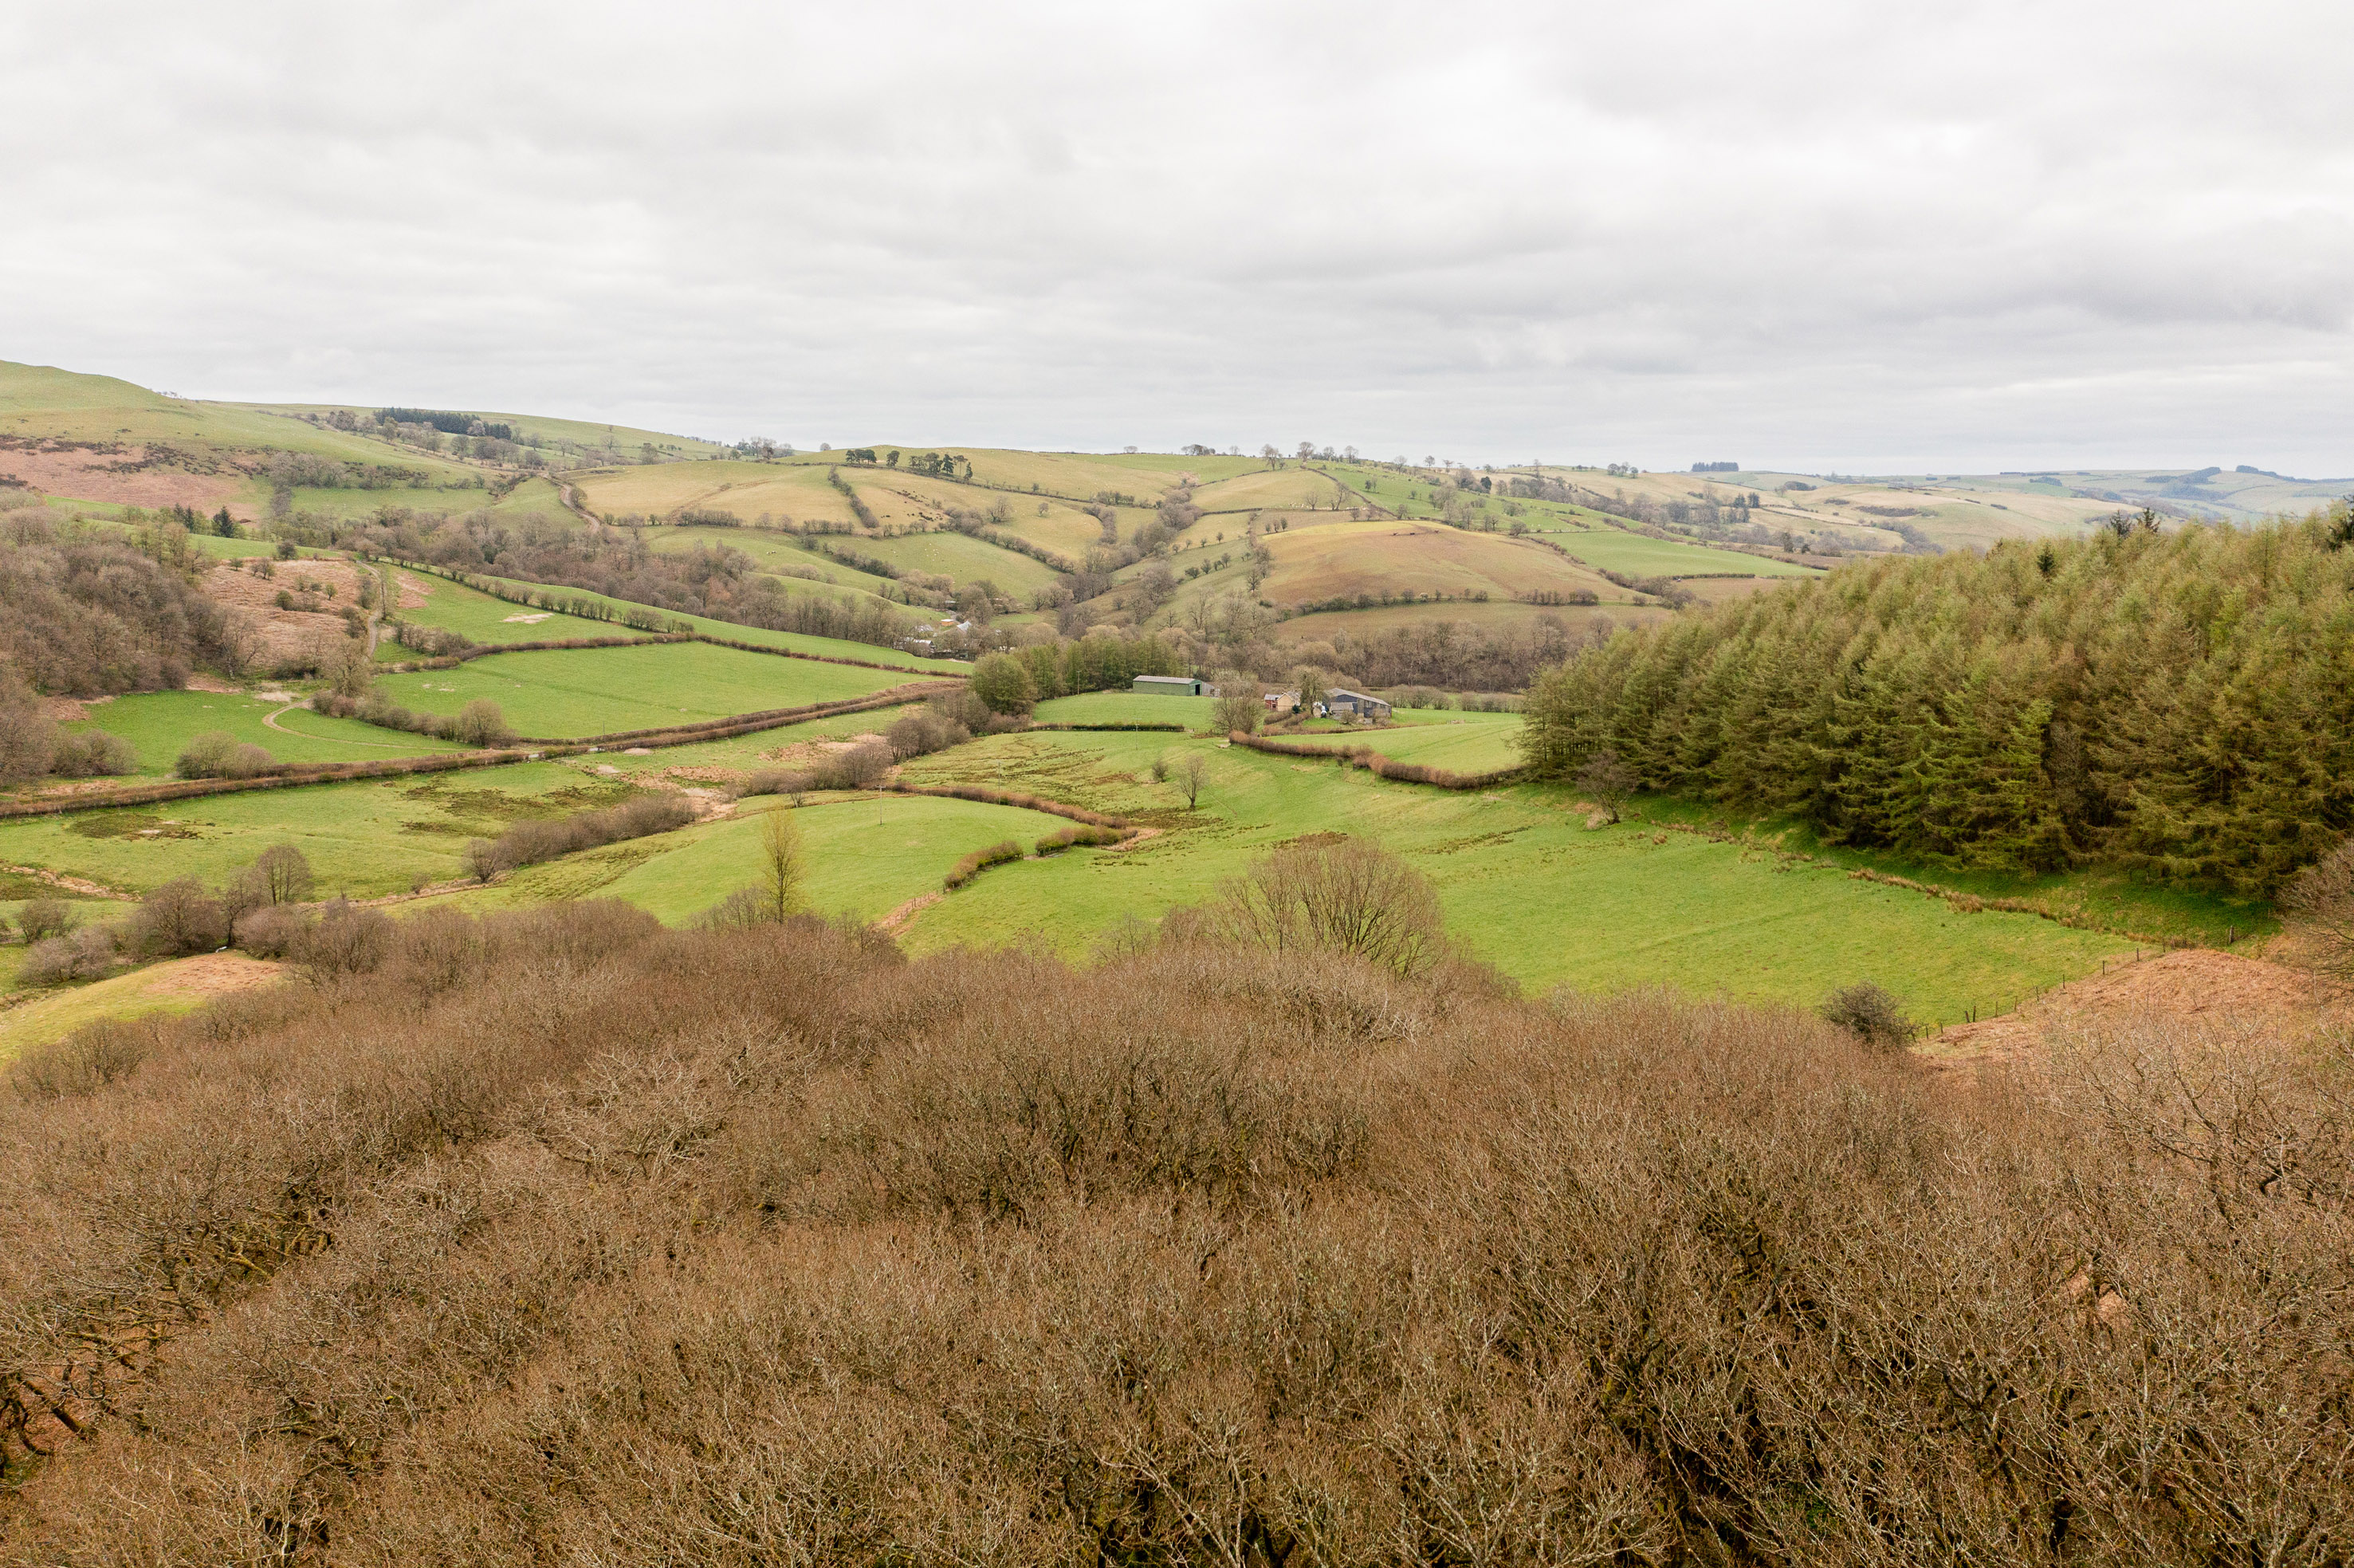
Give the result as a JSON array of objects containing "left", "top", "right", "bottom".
[
  {"left": 847, "top": 529, "right": 1063, "bottom": 595},
  {"left": 1256, "top": 517, "right": 1623, "bottom": 607},
  {"left": 427, "top": 569, "right": 970, "bottom": 673},
  {"left": 1272, "top": 599, "right": 1668, "bottom": 646},
  {"left": 390, "top": 572, "right": 618, "bottom": 647},
  {"left": 0, "top": 953, "right": 285, "bottom": 1061},
  {"left": 233, "top": 403, "right": 731, "bottom": 461},
  {"left": 371, "top": 642, "right": 913, "bottom": 740},
  {"left": 58, "top": 690, "right": 462, "bottom": 779},
  {"left": 572, "top": 461, "right": 863, "bottom": 526},
  {"left": 454, "top": 794, "right": 1073, "bottom": 925},
  {"left": 274, "top": 477, "right": 567, "bottom": 523},
  {"left": 651, "top": 527, "right": 902, "bottom": 595},
  {"left": 0, "top": 760, "right": 627, "bottom": 899},
  {"left": 1191, "top": 468, "right": 1352, "bottom": 513},
  {"left": 891, "top": 729, "right": 2145, "bottom": 1025},
  {"left": 1538, "top": 525, "right": 1821, "bottom": 580},
  {"left": 1033, "top": 691, "right": 1217, "bottom": 728}
]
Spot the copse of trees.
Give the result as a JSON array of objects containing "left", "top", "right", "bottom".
[
  {"left": 1521, "top": 513, "right": 2354, "bottom": 890},
  {"left": 0, "top": 505, "right": 245, "bottom": 695}
]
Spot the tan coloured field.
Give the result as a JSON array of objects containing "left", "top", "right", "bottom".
[
  {"left": 1271, "top": 596, "right": 1668, "bottom": 646},
  {"left": 1191, "top": 466, "right": 1353, "bottom": 513},
  {"left": 1260, "top": 516, "right": 1622, "bottom": 606}
]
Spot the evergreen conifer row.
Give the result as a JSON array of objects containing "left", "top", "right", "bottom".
[{"left": 1521, "top": 511, "right": 2354, "bottom": 890}]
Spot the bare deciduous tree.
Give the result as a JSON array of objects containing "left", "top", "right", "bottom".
[
  {"left": 1177, "top": 753, "right": 1207, "bottom": 810},
  {"left": 2282, "top": 838, "right": 2354, "bottom": 979},
  {"left": 1193, "top": 835, "right": 1444, "bottom": 977},
  {"left": 757, "top": 808, "right": 806, "bottom": 922},
  {"left": 1574, "top": 749, "right": 1640, "bottom": 824}
]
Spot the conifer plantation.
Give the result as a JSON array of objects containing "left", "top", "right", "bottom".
[{"left": 1522, "top": 511, "right": 2354, "bottom": 890}]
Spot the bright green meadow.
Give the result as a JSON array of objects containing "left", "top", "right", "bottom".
[{"left": 371, "top": 642, "right": 915, "bottom": 739}]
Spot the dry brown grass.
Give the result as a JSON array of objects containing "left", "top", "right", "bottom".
[{"left": 0, "top": 904, "right": 2348, "bottom": 1563}]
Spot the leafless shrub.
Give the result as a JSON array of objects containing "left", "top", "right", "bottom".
[
  {"left": 15, "top": 897, "right": 75, "bottom": 944},
  {"left": 2283, "top": 836, "right": 2354, "bottom": 980},
  {"left": 806, "top": 739, "right": 894, "bottom": 791},
  {"left": 230, "top": 903, "right": 310, "bottom": 959},
  {"left": 18, "top": 924, "right": 123, "bottom": 984},
  {"left": 467, "top": 792, "right": 697, "bottom": 880},
  {"left": 1179, "top": 835, "right": 1445, "bottom": 977},
  {"left": 1819, "top": 980, "right": 1914, "bottom": 1048},
  {"left": 173, "top": 729, "right": 276, "bottom": 780},
  {"left": 289, "top": 899, "right": 393, "bottom": 974},
  {"left": 1, "top": 915, "right": 2349, "bottom": 1561}
]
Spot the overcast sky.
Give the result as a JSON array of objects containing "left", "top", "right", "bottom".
[{"left": 6, "top": 1, "right": 2350, "bottom": 474}]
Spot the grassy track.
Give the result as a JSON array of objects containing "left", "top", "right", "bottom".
[
  {"left": 890, "top": 729, "right": 2147, "bottom": 1025},
  {"left": 61, "top": 690, "right": 462, "bottom": 778},
  {"left": 371, "top": 642, "right": 912, "bottom": 739}
]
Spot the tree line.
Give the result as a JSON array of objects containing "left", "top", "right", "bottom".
[{"left": 1522, "top": 512, "right": 2354, "bottom": 891}]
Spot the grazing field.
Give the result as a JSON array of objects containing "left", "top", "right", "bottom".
[
  {"left": 1538, "top": 525, "right": 1822, "bottom": 579},
  {"left": 0, "top": 761, "right": 631, "bottom": 899},
  {"left": 58, "top": 689, "right": 462, "bottom": 778},
  {"left": 1271, "top": 597, "right": 1666, "bottom": 646},
  {"left": 848, "top": 528, "right": 1064, "bottom": 595},
  {"left": 0, "top": 952, "right": 284, "bottom": 1062},
  {"left": 1032, "top": 690, "right": 1216, "bottom": 727},
  {"left": 371, "top": 642, "right": 914, "bottom": 739},
  {"left": 894, "top": 729, "right": 2142, "bottom": 1025},
  {"left": 421, "top": 570, "right": 971, "bottom": 672},
  {"left": 1256, "top": 517, "right": 1624, "bottom": 607},
  {"left": 1338, "top": 713, "right": 1526, "bottom": 772},
  {"left": 389, "top": 572, "right": 618, "bottom": 646},
  {"left": 650, "top": 526, "right": 901, "bottom": 594},
  {"left": 460, "top": 794, "right": 1077, "bottom": 925},
  {"left": 572, "top": 461, "right": 864, "bottom": 525},
  {"left": 1191, "top": 467, "right": 1352, "bottom": 512}
]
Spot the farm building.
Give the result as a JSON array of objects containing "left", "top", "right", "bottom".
[
  {"left": 1134, "top": 674, "right": 1219, "bottom": 697},
  {"left": 1263, "top": 690, "right": 1300, "bottom": 715},
  {"left": 1326, "top": 689, "right": 1392, "bottom": 722}
]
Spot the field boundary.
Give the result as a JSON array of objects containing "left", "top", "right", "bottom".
[
  {"left": 1229, "top": 731, "right": 1526, "bottom": 791},
  {"left": 380, "top": 558, "right": 965, "bottom": 678},
  {"left": 0, "top": 686, "right": 951, "bottom": 821}
]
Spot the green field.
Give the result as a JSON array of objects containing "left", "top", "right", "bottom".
[
  {"left": 850, "top": 529, "right": 1064, "bottom": 595},
  {"left": 652, "top": 526, "right": 902, "bottom": 595},
  {"left": 0, "top": 953, "right": 284, "bottom": 1062},
  {"left": 886, "top": 729, "right": 2140, "bottom": 1026},
  {"left": 372, "top": 642, "right": 916, "bottom": 740},
  {"left": 436, "top": 569, "right": 970, "bottom": 674},
  {"left": 390, "top": 572, "right": 619, "bottom": 648},
  {"left": 1538, "top": 525, "right": 1821, "bottom": 580},
  {"left": 0, "top": 761, "right": 637, "bottom": 899},
  {"left": 451, "top": 794, "right": 1073, "bottom": 925},
  {"left": 60, "top": 690, "right": 462, "bottom": 778},
  {"left": 1033, "top": 691, "right": 1216, "bottom": 727}
]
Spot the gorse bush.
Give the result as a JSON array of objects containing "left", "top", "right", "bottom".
[
  {"left": 0, "top": 907, "right": 2344, "bottom": 1560},
  {"left": 1522, "top": 514, "right": 2354, "bottom": 890}
]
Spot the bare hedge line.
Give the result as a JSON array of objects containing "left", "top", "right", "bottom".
[{"left": 1228, "top": 730, "right": 1525, "bottom": 790}]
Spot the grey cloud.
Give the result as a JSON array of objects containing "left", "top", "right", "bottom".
[{"left": 2, "top": 0, "right": 2349, "bottom": 472}]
